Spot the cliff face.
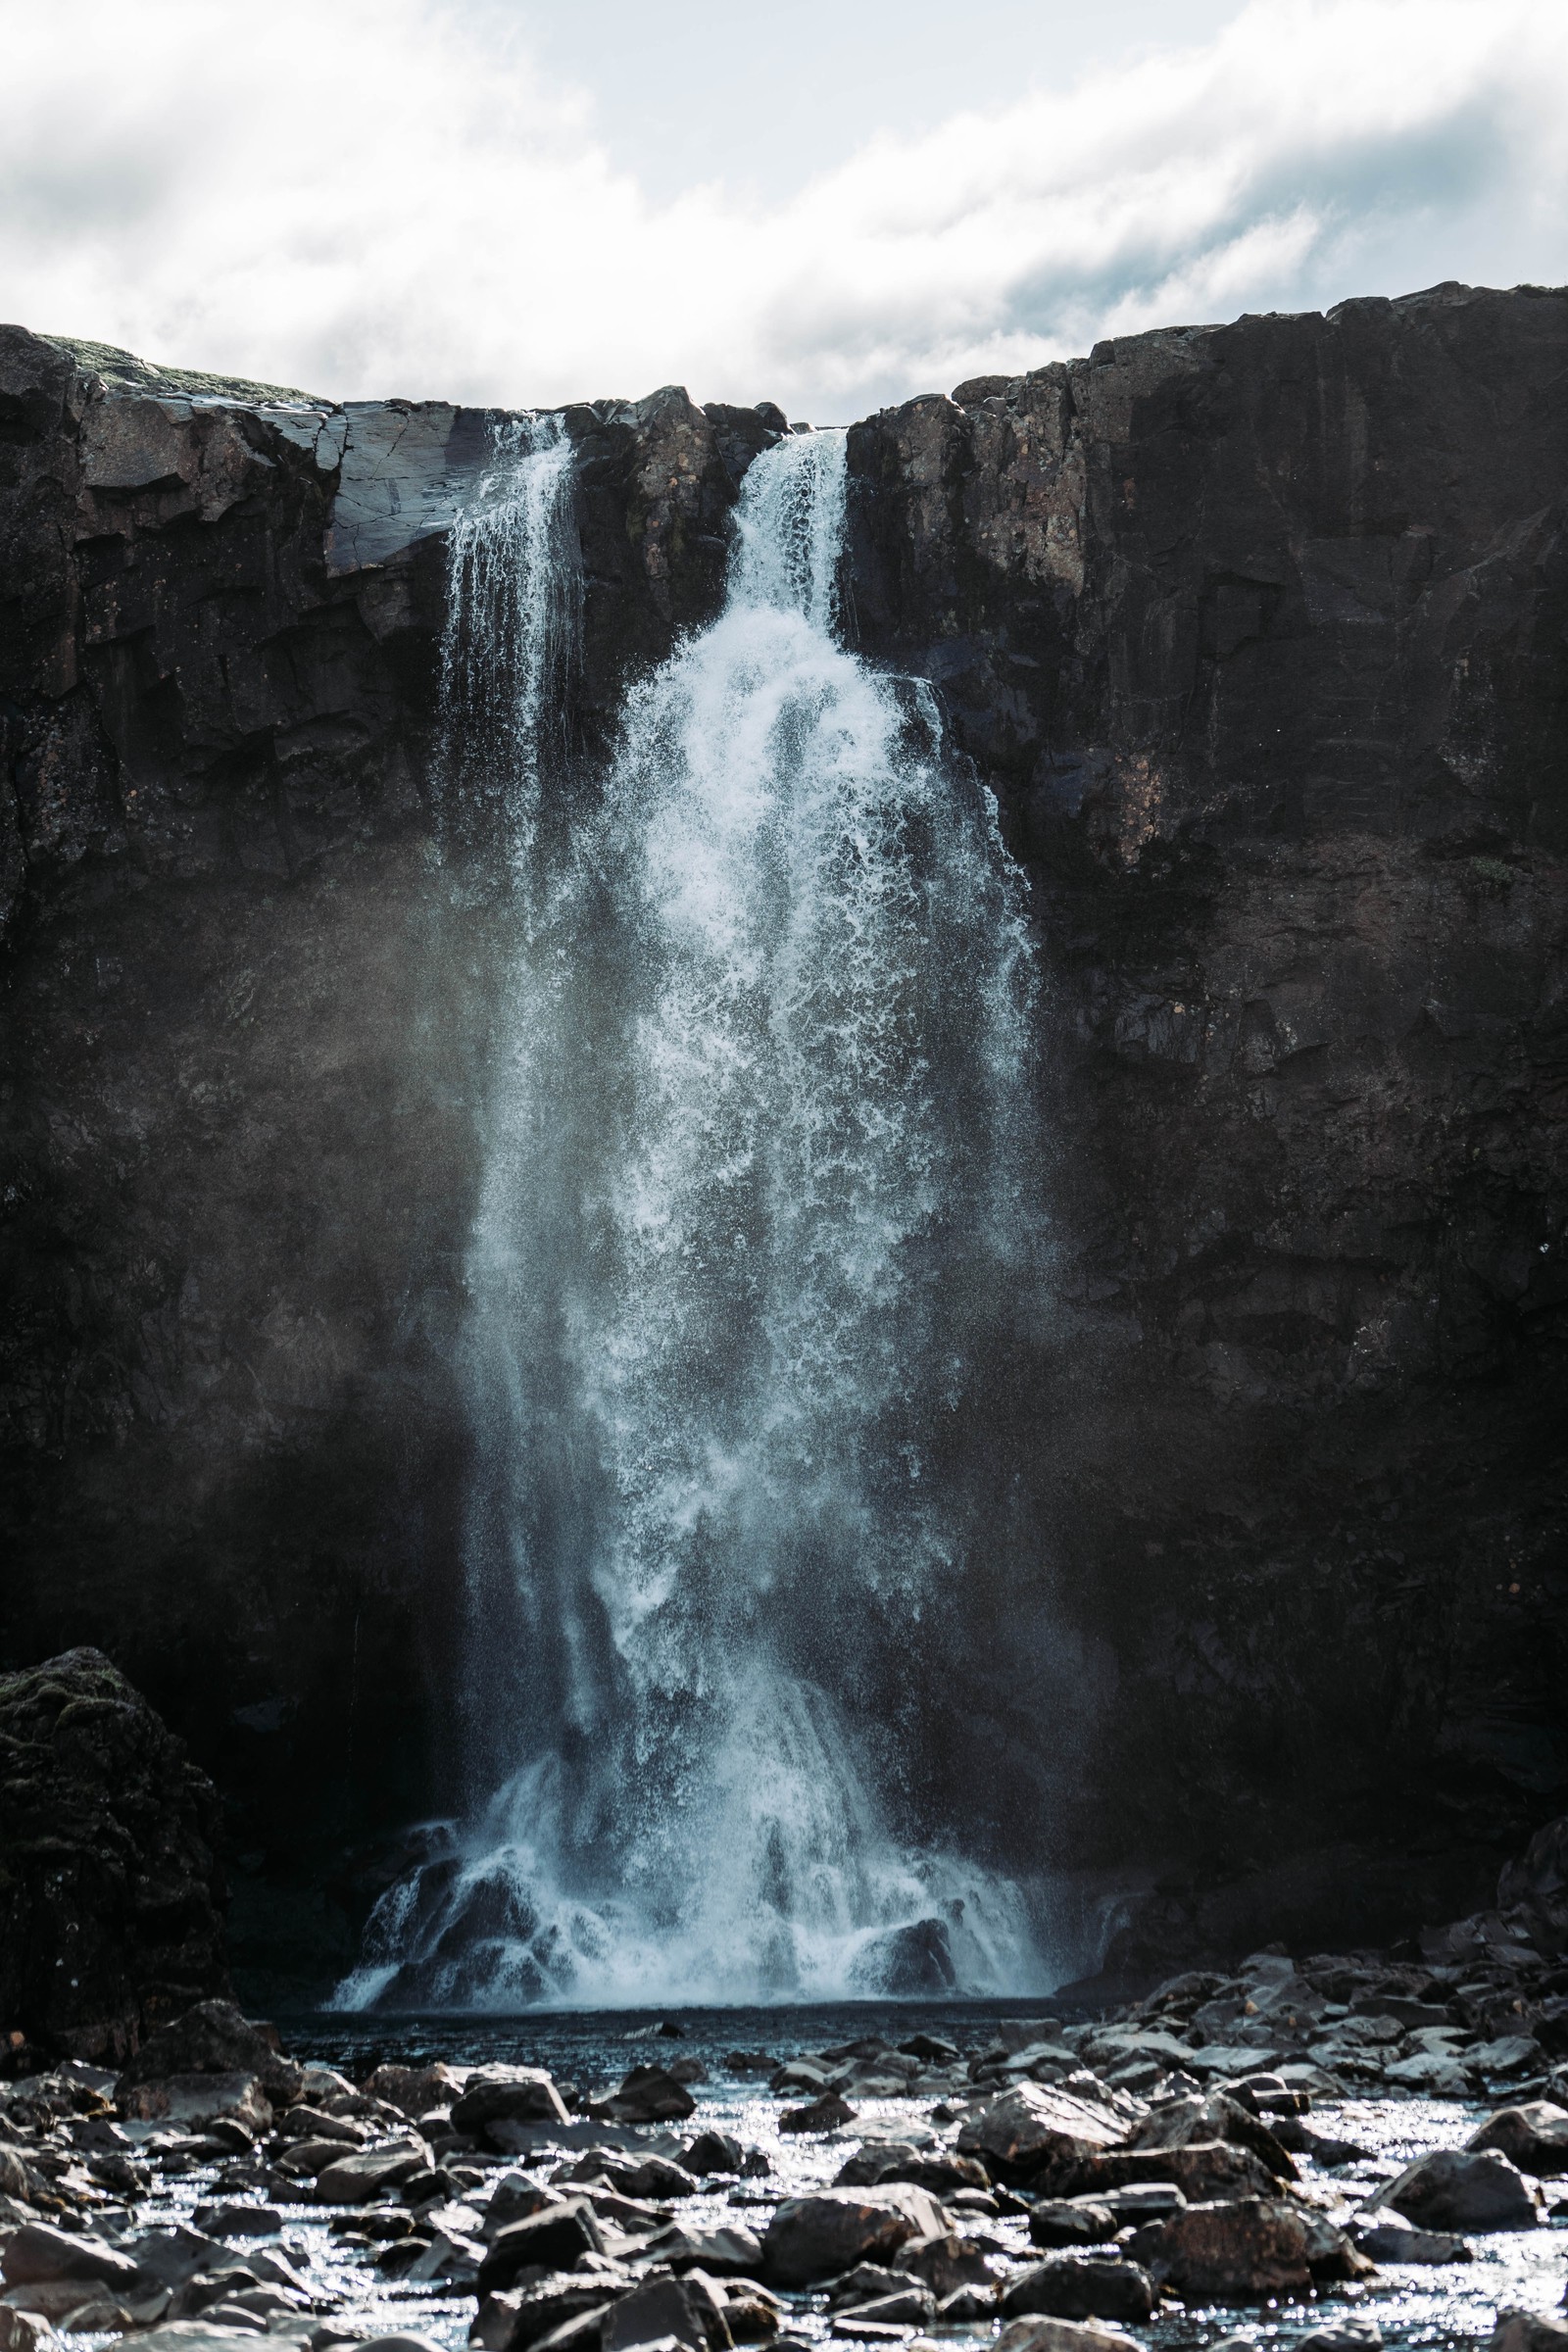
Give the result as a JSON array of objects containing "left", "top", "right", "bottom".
[{"left": 1, "top": 291, "right": 1564, "bottom": 1980}]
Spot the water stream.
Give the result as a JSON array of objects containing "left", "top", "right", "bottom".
[{"left": 338, "top": 422, "right": 1048, "bottom": 2011}]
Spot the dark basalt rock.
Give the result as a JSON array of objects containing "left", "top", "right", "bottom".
[
  {"left": 1, "top": 288, "right": 1566, "bottom": 1970},
  {"left": 0, "top": 1648, "right": 227, "bottom": 2061}
]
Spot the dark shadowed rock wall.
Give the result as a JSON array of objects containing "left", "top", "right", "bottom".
[
  {"left": 1, "top": 292, "right": 1563, "bottom": 1986},
  {"left": 846, "top": 284, "right": 1568, "bottom": 1967}
]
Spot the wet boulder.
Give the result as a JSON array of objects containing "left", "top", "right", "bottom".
[
  {"left": 1, "top": 2224, "right": 141, "bottom": 2291},
  {"left": 477, "top": 2203, "right": 607, "bottom": 2294},
  {"left": 1355, "top": 2211, "right": 1472, "bottom": 2264},
  {"left": 601, "top": 2275, "right": 723, "bottom": 2352},
  {"left": 633, "top": 2224, "right": 762, "bottom": 2276},
  {"left": 1027, "top": 2202, "right": 1116, "bottom": 2249},
  {"left": 0, "top": 1653, "right": 228, "bottom": 2067},
  {"left": 1492, "top": 2320, "right": 1568, "bottom": 2352},
  {"left": 1131, "top": 2197, "right": 1316, "bottom": 2299},
  {"left": 1469, "top": 2102, "right": 1568, "bottom": 2177},
  {"left": 470, "top": 2279, "right": 630, "bottom": 2352},
  {"left": 452, "top": 2069, "right": 570, "bottom": 2136},
  {"left": 117, "top": 2070, "right": 273, "bottom": 2133},
  {"left": 0, "top": 2317, "right": 59, "bottom": 2352},
  {"left": 1381, "top": 2148, "right": 1540, "bottom": 2231},
  {"left": 1129, "top": 2091, "right": 1297, "bottom": 2180},
  {"left": 760, "top": 2184, "right": 947, "bottom": 2286},
  {"left": 956, "top": 2084, "right": 1122, "bottom": 2180},
  {"left": 779, "top": 2092, "right": 855, "bottom": 2132},
  {"left": 683, "top": 2132, "right": 745, "bottom": 2176},
  {"left": 118, "top": 2000, "right": 300, "bottom": 2105},
  {"left": 605, "top": 2157, "right": 700, "bottom": 2200},
  {"left": 1002, "top": 2258, "right": 1154, "bottom": 2325},
  {"left": 312, "top": 2136, "right": 435, "bottom": 2204},
  {"left": 366, "top": 2063, "right": 468, "bottom": 2119},
  {"left": 993, "top": 2318, "right": 1141, "bottom": 2352},
  {"left": 1061, "top": 2139, "right": 1277, "bottom": 2203},
  {"left": 596, "top": 2066, "right": 697, "bottom": 2125}
]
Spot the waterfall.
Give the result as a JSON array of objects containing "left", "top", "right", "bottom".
[{"left": 338, "top": 423, "right": 1048, "bottom": 2010}]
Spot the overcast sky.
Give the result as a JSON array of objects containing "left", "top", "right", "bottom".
[{"left": 2, "top": 0, "right": 1565, "bottom": 418}]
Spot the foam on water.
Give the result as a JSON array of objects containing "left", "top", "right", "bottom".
[{"left": 337, "top": 426, "right": 1050, "bottom": 2011}]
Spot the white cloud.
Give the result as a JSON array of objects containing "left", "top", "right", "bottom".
[{"left": 1, "top": 0, "right": 1564, "bottom": 418}]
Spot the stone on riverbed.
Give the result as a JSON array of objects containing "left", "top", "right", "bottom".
[
  {"left": 117, "top": 2071, "right": 274, "bottom": 2132},
  {"left": 1, "top": 2222, "right": 141, "bottom": 2289},
  {"left": 470, "top": 2278, "right": 633, "bottom": 2352},
  {"left": 956, "top": 2084, "right": 1123, "bottom": 2180},
  {"left": 779, "top": 2092, "right": 855, "bottom": 2132},
  {"left": 595, "top": 2067, "right": 697, "bottom": 2126},
  {"left": 0, "top": 2316, "right": 59, "bottom": 2352},
  {"left": 1380, "top": 2148, "right": 1540, "bottom": 2230},
  {"left": 1130, "top": 2196, "right": 1318, "bottom": 2299},
  {"left": 1027, "top": 2202, "right": 1117, "bottom": 2249},
  {"left": 1128, "top": 2090, "right": 1297, "bottom": 2180},
  {"left": 453, "top": 2070, "right": 571, "bottom": 2135},
  {"left": 1469, "top": 2102, "right": 1568, "bottom": 2176},
  {"left": 366, "top": 2063, "right": 468, "bottom": 2118},
  {"left": 993, "top": 2317, "right": 1141, "bottom": 2352},
  {"left": 1058, "top": 2138, "right": 1279, "bottom": 2203},
  {"left": 1002, "top": 2258, "right": 1154, "bottom": 2324},
  {"left": 1355, "top": 2210, "right": 1473, "bottom": 2264},
  {"left": 118, "top": 2000, "right": 302, "bottom": 2106},
  {"left": 681, "top": 2132, "right": 745, "bottom": 2176},
  {"left": 478, "top": 2202, "right": 607, "bottom": 2293},
  {"left": 760, "top": 2184, "right": 947, "bottom": 2285},
  {"left": 1491, "top": 2316, "right": 1568, "bottom": 2352},
  {"left": 312, "top": 2135, "right": 434, "bottom": 2203}
]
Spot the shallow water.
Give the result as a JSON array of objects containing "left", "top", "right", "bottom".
[{"left": 92, "top": 2004, "right": 1568, "bottom": 2352}]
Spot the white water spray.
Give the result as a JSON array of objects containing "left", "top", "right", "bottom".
[{"left": 339, "top": 425, "right": 1047, "bottom": 2010}]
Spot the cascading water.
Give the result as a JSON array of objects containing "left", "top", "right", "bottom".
[{"left": 338, "top": 422, "right": 1049, "bottom": 2010}]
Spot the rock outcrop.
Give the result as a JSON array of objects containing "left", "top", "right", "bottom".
[
  {"left": 1, "top": 288, "right": 1565, "bottom": 1982},
  {"left": 0, "top": 1649, "right": 227, "bottom": 2060}
]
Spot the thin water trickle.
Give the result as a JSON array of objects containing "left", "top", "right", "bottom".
[{"left": 338, "top": 426, "right": 1049, "bottom": 2012}]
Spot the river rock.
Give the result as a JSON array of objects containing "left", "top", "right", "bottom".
[
  {"left": 0, "top": 2316, "right": 60, "bottom": 2352},
  {"left": 1470, "top": 2102, "right": 1568, "bottom": 2176},
  {"left": 1027, "top": 2202, "right": 1116, "bottom": 2249},
  {"left": 1061, "top": 2139, "right": 1277, "bottom": 2203},
  {"left": 633, "top": 2224, "right": 762, "bottom": 2276},
  {"left": 1492, "top": 2319, "right": 1568, "bottom": 2352},
  {"left": 992, "top": 2318, "right": 1140, "bottom": 2352},
  {"left": 682, "top": 2132, "right": 745, "bottom": 2176},
  {"left": 1355, "top": 2210, "right": 1472, "bottom": 2264},
  {"left": 596, "top": 2067, "right": 697, "bottom": 2125},
  {"left": 477, "top": 2203, "right": 606, "bottom": 2293},
  {"left": 452, "top": 2070, "right": 570, "bottom": 2135},
  {"left": 1129, "top": 2090, "right": 1297, "bottom": 2180},
  {"left": 118, "top": 2000, "right": 301, "bottom": 2104},
  {"left": 0, "top": 2225, "right": 140, "bottom": 2289},
  {"left": 780, "top": 2092, "right": 855, "bottom": 2132},
  {"left": 118, "top": 2072, "right": 273, "bottom": 2132},
  {"left": 956, "top": 2085, "right": 1123, "bottom": 2180},
  {"left": 313, "top": 2136, "right": 434, "bottom": 2204},
  {"left": 470, "top": 2279, "right": 630, "bottom": 2352},
  {"left": 366, "top": 2063, "right": 469, "bottom": 2119},
  {"left": 1003, "top": 2259, "right": 1154, "bottom": 2324},
  {"left": 760, "top": 2185, "right": 947, "bottom": 2286},
  {"left": 1381, "top": 2148, "right": 1540, "bottom": 2230},
  {"left": 601, "top": 2277, "right": 712, "bottom": 2352},
  {"left": 1132, "top": 2197, "right": 1315, "bottom": 2298}
]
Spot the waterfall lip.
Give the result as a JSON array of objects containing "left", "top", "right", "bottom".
[{"left": 334, "top": 426, "right": 1053, "bottom": 2016}]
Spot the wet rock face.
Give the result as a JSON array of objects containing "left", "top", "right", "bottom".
[
  {"left": 0, "top": 1649, "right": 227, "bottom": 2060},
  {"left": 1, "top": 294, "right": 1566, "bottom": 1976},
  {"left": 848, "top": 282, "right": 1568, "bottom": 1934}
]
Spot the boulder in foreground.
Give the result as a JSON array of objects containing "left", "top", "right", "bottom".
[
  {"left": 1381, "top": 2149, "right": 1539, "bottom": 2231},
  {"left": 760, "top": 2184, "right": 947, "bottom": 2285},
  {"left": 0, "top": 1650, "right": 227, "bottom": 2064}
]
